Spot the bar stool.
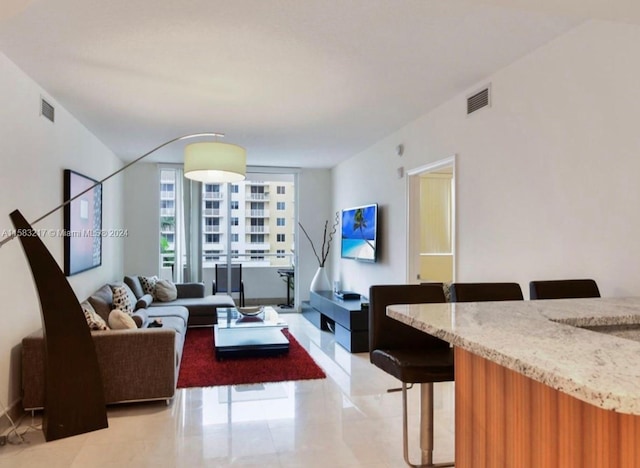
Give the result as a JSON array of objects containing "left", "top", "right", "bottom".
[
  {"left": 529, "top": 278, "right": 600, "bottom": 300},
  {"left": 450, "top": 282, "right": 523, "bottom": 302},
  {"left": 369, "top": 284, "right": 454, "bottom": 467}
]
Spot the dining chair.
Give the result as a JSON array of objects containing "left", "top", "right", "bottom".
[
  {"left": 529, "top": 278, "right": 600, "bottom": 300},
  {"left": 450, "top": 282, "right": 523, "bottom": 302},
  {"left": 369, "top": 284, "right": 454, "bottom": 467},
  {"left": 213, "top": 263, "right": 245, "bottom": 307}
]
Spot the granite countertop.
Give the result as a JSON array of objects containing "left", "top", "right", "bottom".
[{"left": 387, "top": 297, "right": 640, "bottom": 415}]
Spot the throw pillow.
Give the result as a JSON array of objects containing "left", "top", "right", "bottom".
[
  {"left": 155, "top": 279, "right": 178, "bottom": 302},
  {"left": 108, "top": 309, "right": 137, "bottom": 330},
  {"left": 111, "top": 285, "right": 134, "bottom": 315},
  {"left": 81, "top": 301, "right": 109, "bottom": 331},
  {"left": 139, "top": 275, "right": 159, "bottom": 297}
]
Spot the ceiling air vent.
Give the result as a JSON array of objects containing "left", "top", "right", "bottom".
[
  {"left": 40, "top": 97, "right": 55, "bottom": 122},
  {"left": 467, "top": 86, "right": 490, "bottom": 115}
]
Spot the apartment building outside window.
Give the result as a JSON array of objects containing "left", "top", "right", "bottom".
[{"left": 159, "top": 170, "right": 295, "bottom": 270}]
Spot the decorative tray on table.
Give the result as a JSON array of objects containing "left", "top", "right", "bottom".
[{"left": 237, "top": 306, "right": 264, "bottom": 316}]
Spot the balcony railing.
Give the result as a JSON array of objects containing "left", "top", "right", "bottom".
[
  {"left": 203, "top": 192, "right": 224, "bottom": 200},
  {"left": 248, "top": 209, "right": 269, "bottom": 217},
  {"left": 204, "top": 225, "right": 222, "bottom": 233},
  {"left": 203, "top": 208, "right": 221, "bottom": 216},
  {"left": 247, "top": 193, "right": 269, "bottom": 201},
  {"left": 160, "top": 208, "right": 175, "bottom": 216},
  {"left": 160, "top": 190, "right": 175, "bottom": 200},
  {"left": 249, "top": 225, "right": 269, "bottom": 233}
]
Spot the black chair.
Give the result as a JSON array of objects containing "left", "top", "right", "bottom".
[
  {"left": 369, "top": 284, "right": 454, "bottom": 467},
  {"left": 213, "top": 264, "right": 245, "bottom": 307},
  {"left": 450, "top": 282, "right": 523, "bottom": 302},
  {"left": 529, "top": 279, "right": 600, "bottom": 300}
]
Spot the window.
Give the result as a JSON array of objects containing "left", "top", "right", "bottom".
[
  {"left": 161, "top": 172, "right": 297, "bottom": 270},
  {"left": 205, "top": 218, "right": 219, "bottom": 227},
  {"left": 204, "top": 234, "right": 220, "bottom": 244},
  {"left": 159, "top": 168, "right": 177, "bottom": 269},
  {"left": 162, "top": 233, "right": 175, "bottom": 245},
  {"left": 204, "top": 250, "right": 222, "bottom": 261},
  {"left": 249, "top": 250, "right": 265, "bottom": 260}
]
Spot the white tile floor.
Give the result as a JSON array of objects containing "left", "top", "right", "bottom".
[{"left": 0, "top": 314, "right": 454, "bottom": 467}]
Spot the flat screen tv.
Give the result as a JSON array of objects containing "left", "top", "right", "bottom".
[{"left": 340, "top": 203, "right": 378, "bottom": 262}]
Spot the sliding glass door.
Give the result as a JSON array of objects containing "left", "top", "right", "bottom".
[{"left": 159, "top": 167, "right": 297, "bottom": 307}]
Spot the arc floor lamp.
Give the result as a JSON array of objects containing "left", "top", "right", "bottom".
[{"left": 2, "top": 133, "right": 246, "bottom": 441}]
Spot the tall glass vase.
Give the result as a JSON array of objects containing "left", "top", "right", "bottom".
[{"left": 310, "top": 266, "right": 331, "bottom": 292}]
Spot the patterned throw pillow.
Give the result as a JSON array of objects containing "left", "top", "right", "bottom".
[
  {"left": 111, "top": 285, "right": 134, "bottom": 315},
  {"left": 81, "top": 301, "right": 109, "bottom": 331},
  {"left": 139, "top": 275, "right": 159, "bottom": 297}
]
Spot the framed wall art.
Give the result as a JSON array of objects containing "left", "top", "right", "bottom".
[{"left": 63, "top": 169, "right": 102, "bottom": 276}]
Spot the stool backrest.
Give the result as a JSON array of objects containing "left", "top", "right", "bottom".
[
  {"left": 369, "top": 284, "right": 448, "bottom": 358},
  {"left": 450, "top": 282, "right": 523, "bottom": 303},
  {"left": 529, "top": 279, "right": 600, "bottom": 300}
]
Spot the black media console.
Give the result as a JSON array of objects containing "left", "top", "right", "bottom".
[{"left": 301, "top": 290, "right": 369, "bottom": 353}]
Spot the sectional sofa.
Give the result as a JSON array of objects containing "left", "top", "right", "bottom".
[{"left": 21, "top": 276, "right": 234, "bottom": 409}]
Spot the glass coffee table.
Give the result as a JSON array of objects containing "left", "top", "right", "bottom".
[{"left": 214, "top": 306, "right": 289, "bottom": 359}]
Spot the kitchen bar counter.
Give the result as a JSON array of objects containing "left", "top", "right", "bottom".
[{"left": 388, "top": 297, "right": 640, "bottom": 467}]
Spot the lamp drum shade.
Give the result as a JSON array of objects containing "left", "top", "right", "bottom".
[{"left": 184, "top": 141, "right": 246, "bottom": 183}]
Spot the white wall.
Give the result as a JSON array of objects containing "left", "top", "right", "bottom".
[
  {"left": 0, "top": 52, "right": 124, "bottom": 412},
  {"left": 123, "top": 163, "right": 159, "bottom": 275},
  {"left": 297, "top": 169, "right": 333, "bottom": 303},
  {"left": 333, "top": 20, "right": 640, "bottom": 299}
]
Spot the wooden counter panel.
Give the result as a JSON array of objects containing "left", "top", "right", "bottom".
[{"left": 455, "top": 347, "right": 640, "bottom": 468}]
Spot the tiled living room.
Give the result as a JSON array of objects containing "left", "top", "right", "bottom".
[{"left": 4, "top": 1, "right": 640, "bottom": 467}]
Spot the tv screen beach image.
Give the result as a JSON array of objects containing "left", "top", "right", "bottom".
[{"left": 341, "top": 204, "right": 377, "bottom": 261}]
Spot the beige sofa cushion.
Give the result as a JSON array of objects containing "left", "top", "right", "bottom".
[{"left": 109, "top": 309, "right": 137, "bottom": 329}]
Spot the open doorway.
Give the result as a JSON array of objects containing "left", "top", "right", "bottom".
[{"left": 406, "top": 156, "right": 455, "bottom": 284}]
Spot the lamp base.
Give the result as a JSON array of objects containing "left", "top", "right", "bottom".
[{"left": 10, "top": 210, "right": 107, "bottom": 441}]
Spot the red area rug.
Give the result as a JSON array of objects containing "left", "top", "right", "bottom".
[{"left": 177, "top": 328, "right": 326, "bottom": 388}]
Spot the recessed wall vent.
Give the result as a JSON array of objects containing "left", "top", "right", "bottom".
[
  {"left": 40, "top": 97, "right": 55, "bottom": 122},
  {"left": 467, "top": 86, "right": 490, "bottom": 115}
]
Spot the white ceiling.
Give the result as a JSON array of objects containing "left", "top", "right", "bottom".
[{"left": 0, "top": 0, "right": 593, "bottom": 167}]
